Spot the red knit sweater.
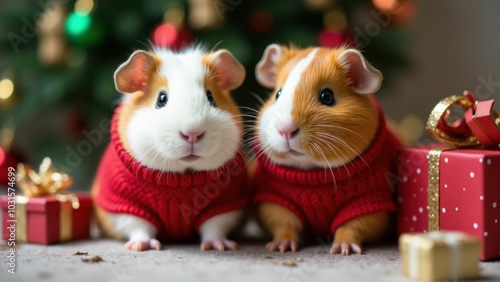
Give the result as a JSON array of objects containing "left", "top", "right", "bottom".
[
  {"left": 96, "top": 107, "right": 249, "bottom": 241},
  {"left": 253, "top": 104, "right": 400, "bottom": 237}
]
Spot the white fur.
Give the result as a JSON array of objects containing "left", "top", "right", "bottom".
[
  {"left": 106, "top": 213, "right": 157, "bottom": 241},
  {"left": 259, "top": 48, "right": 322, "bottom": 169},
  {"left": 126, "top": 46, "right": 240, "bottom": 173},
  {"left": 199, "top": 210, "right": 242, "bottom": 241}
]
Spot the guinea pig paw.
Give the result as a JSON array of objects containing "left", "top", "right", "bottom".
[
  {"left": 266, "top": 240, "right": 298, "bottom": 253},
  {"left": 200, "top": 239, "right": 238, "bottom": 251},
  {"left": 330, "top": 242, "right": 362, "bottom": 255},
  {"left": 124, "top": 239, "right": 161, "bottom": 251}
]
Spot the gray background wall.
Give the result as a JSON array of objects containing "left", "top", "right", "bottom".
[{"left": 378, "top": 0, "right": 500, "bottom": 122}]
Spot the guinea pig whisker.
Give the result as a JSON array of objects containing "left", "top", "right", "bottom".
[
  {"left": 315, "top": 140, "right": 342, "bottom": 188},
  {"left": 246, "top": 90, "right": 266, "bottom": 106},
  {"left": 310, "top": 142, "right": 335, "bottom": 184},
  {"left": 315, "top": 136, "right": 350, "bottom": 166},
  {"left": 317, "top": 133, "right": 369, "bottom": 173},
  {"left": 313, "top": 124, "right": 369, "bottom": 146},
  {"left": 208, "top": 72, "right": 224, "bottom": 82},
  {"left": 233, "top": 114, "right": 259, "bottom": 120},
  {"left": 242, "top": 127, "right": 257, "bottom": 135},
  {"left": 157, "top": 157, "right": 168, "bottom": 186},
  {"left": 246, "top": 142, "right": 274, "bottom": 165},
  {"left": 237, "top": 106, "right": 262, "bottom": 115},
  {"left": 242, "top": 131, "right": 271, "bottom": 150},
  {"left": 316, "top": 138, "right": 353, "bottom": 185}
]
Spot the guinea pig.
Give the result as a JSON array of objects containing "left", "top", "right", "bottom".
[
  {"left": 252, "top": 44, "right": 402, "bottom": 255},
  {"left": 91, "top": 45, "right": 249, "bottom": 251}
]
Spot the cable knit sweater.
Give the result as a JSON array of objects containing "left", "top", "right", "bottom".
[
  {"left": 253, "top": 104, "right": 400, "bottom": 236},
  {"left": 96, "top": 107, "right": 249, "bottom": 241}
]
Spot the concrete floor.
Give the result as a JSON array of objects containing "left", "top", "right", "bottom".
[{"left": 1, "top": 239, "right": 499, "bottom": 282}]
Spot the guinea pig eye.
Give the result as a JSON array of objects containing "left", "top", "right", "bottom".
[
  {"left": 206, "top": 89, "right": 216, "bottom": 107},
  {"left": 319, "top": 88, "right": 335, "bottom": 106},
  {"left": 275, "top": 87, "right": 282, "bottom": 101},
  {"left": 156, "top": 90, "right": 168, "bottom": 108}
]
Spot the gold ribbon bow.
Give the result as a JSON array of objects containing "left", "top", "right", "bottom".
[
  {"left": 15, "top": 158, "right": 78, "bottom": 242},
  {"left": 17, "top": 157, "right": 73, "bottom": 197},
  {"left": 424, "top": 91, "right": 500, "bottom": 231}
]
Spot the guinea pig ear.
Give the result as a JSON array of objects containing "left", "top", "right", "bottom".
[
  {"left": 210, "top": 50, "right": 246, "bottom": 91},
  {"left": 114, "top": 50, "right": 155, "bottom": 94},
  {"left": 339, "top": 49, "right": 382, "bottom": 95},
  {"left": 256, "top": 44, "right": 283, "bottom": 89}
]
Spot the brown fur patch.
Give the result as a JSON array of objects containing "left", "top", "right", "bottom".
[
  {"left": 202, "top": 54, "right": 243, "bottom": 133},
  {"left": 117, "top": 52, "right": 165, "bottom": 158},
  {"left": 258, "top": 46, "right": 378, "bottom": 164},
  {"left": 258, "top": 202, "right": 302, "bottom": 241},
  {"left": 91, "top": 178, "right": 123, "bottom": 240},
  {"left": 333, "top": 212, "right": 390, "bottom": 245}
]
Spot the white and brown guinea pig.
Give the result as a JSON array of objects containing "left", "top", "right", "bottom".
[
  {"left": 91, "top": 45, "right": 249, "bottom": 252},
  {"left": 252, "top": 44, "right": 402, "bottom": 255}
]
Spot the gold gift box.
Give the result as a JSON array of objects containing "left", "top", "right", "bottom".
[{"left": 399, "top": 231, "right": 480, "bottom": 281}]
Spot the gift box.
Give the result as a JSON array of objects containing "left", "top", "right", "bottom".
[
  {"left": 0, "top": 157, "right": 92, "bottom": 244},
  {"left": 397, "top": 92, "right": 500, "bottom": 260},
  {"left": 399, "top": 231, "right": 480, "bottom": 282},
  {"left": 398, "top": 145, "right": 500, "bottom": 260},
  {"left": 1, "top": 193, "right": 92, "bottom": 244}
]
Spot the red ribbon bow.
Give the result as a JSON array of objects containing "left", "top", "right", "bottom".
[{"left": 427, "top": 91, "right": 500, "bottom": 148}]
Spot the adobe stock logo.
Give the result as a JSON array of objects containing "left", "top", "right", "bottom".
[
  {"left": 178, "top": 157, "right": 244, "bottom": 224},
  {"left": 7, "top": 0, "right": 70, "bottom": 54},
  {"left": 62, "top": 118, "right": 111, "bottom": 172},
  {"left": 474, "top": 74, "right": 500, "bottom": 100},
  {"left": 353, "top": 4, "right": 408, "bottom": 49}
]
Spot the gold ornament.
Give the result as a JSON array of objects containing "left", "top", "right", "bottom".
[
  {"left": 372, "top": 0, "right": 399, "bottom": 11},
  {"left": 0, "top": 72, "right": 18, "bottom": 109},
  {"left": 0, "top": 120, "right": 16, "bottom": 152},
  {"left": 164, "top": 6, "right": 185, "bottom": 28},
  {"left": 397, "top": 114, "right": 425, "bottom": 144},
  {"left": 37, "top": 2, "right": 68, "bottom": 66},
  {"left": 17, "top": 157, "right": 73, "bottom": 197},
  {"left": 188, "top": 0, "right": 223, "bottom": 29},
  {"left": 323, "top": 10, "right": 347, "bottom": 31},
  {"left": 305, "top": 0, "right": 335, "bottom": 10}
]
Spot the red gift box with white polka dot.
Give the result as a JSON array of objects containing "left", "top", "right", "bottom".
[{"left": 397, "top": 145, "right": 500, "bottom": 260}]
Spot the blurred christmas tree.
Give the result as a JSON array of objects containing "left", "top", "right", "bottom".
[{"left": 0, "top": 0, "right": 414, "bottom": 187}]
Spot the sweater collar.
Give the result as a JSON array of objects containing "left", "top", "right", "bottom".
[
  {"left": 254, "top": 102, "right": 388, "bottom": 186},
  {"left": 110, "top": 106, "right": 245, "bottom": 188}
]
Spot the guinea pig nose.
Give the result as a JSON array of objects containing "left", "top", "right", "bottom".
[
  {"left": 180, "top": 131, "right": 205, "bottom": 143},
  {"left": 278, "top": 126, "right": 300, "bottom": 140}
]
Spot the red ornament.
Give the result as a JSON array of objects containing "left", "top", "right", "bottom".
[
  {"left": 318, "top": 29, "right": 355, "bottom": 48},
  {"left": 319, "top": 29, "right": 344, "bottom": 48},
  {"left": 0, "top": 146, "right": 22, "bottom": 187},
  {"left": 65, "top": 109, "right": 88, "bottom": 138},
  {"left": 372, "top": 0, "right": 416, "bottom": 25},
  {"left": 250, "top": 10, "right": 273, "bottom": 33},
  {"left": 151, "top": 23, "right": 194, "bottom": 51},
  {"left": 391, "top": 0, "right": 416, "bottom": 25}
]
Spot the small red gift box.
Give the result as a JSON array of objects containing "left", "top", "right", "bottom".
[
  {"left": 397, "top": 91, "right": 500, "bottom": 261},
  {"left": 397, "top": 146, "right": 500, "bottom": 260},
  {"left": 1, "top": 193, "right": 92, "bottom": 244}
]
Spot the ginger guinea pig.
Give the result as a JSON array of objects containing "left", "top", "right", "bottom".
[
  {"left": 252, "top": 44, "right": 402, "bottom": 255},
  {"left": 91, "top": 46, "right": 249, "bottom": 251}
]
